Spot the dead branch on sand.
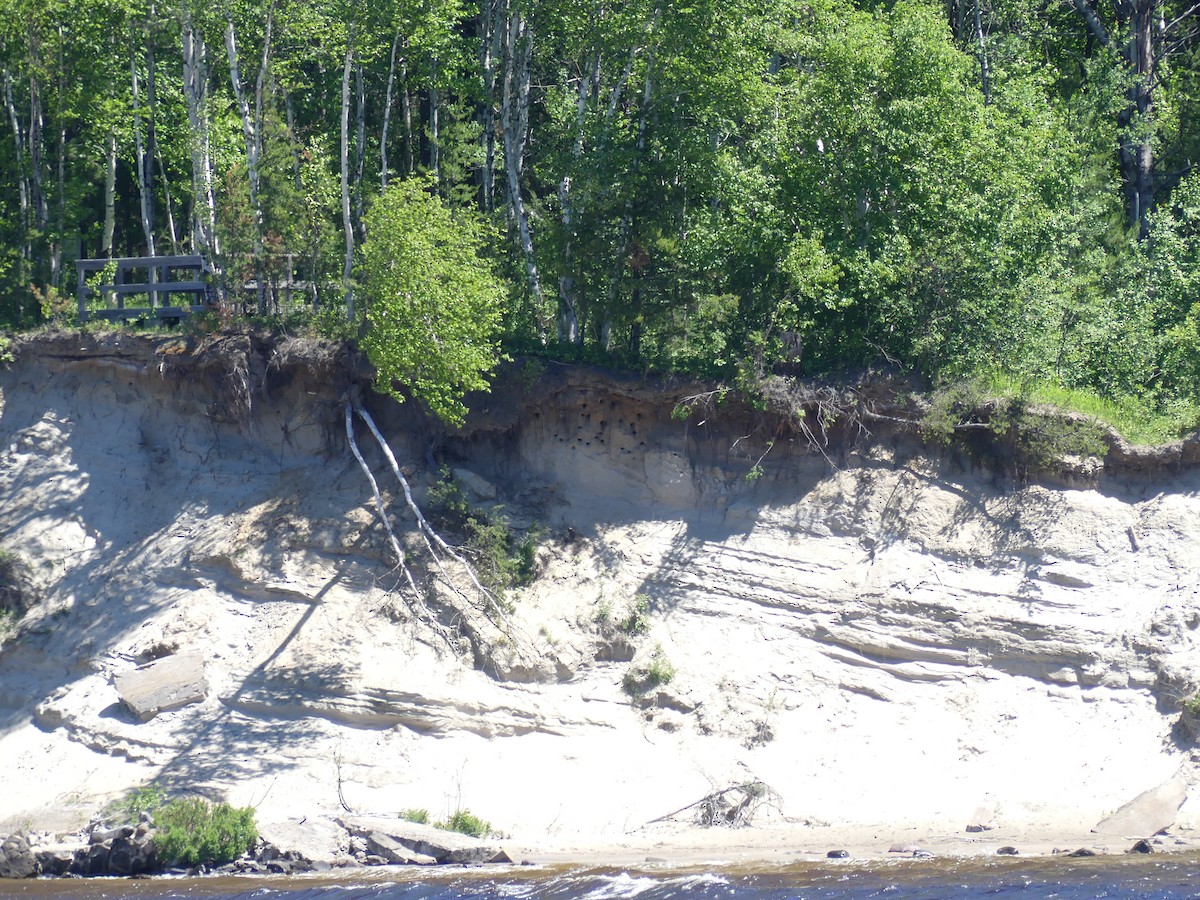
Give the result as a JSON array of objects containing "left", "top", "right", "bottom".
[{"left": 649, "top": 780, "right": 779, "bottom": 828}]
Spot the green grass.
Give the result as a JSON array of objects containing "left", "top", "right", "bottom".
[
  {"left": 983, "top": 374, "right": 1200, "bottom": 446},
  {"left": 400, "top": 808, "right": 430, "bottom": 824},
  {"left": 435, "top": 809, "right": 493, "bottom": 839}
]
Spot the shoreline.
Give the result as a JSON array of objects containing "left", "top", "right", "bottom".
[{"left": 507, "top": 821, "right": 1198, "bottom": 868}]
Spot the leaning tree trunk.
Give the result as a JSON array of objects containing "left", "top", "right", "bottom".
[
  {"left": 342, "top": 400, "right": 524, "bottom": 672},
  {"left": 381, "top": 30, "right": 400, "bottom": 189}
]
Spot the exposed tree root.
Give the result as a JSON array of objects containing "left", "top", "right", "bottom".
[
  {"left": 344, "top": 403, "right": 418, "bottom": 596},
  {"left": 353, "top": 404, "right": 507, "bottom": 618},
  {"left": 343, "top": 399, "right": 528, "bottom": 676}
]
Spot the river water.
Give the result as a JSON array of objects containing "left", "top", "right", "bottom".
[{"left": 7, "top": 856, "right": 1200, "bottom": 900}]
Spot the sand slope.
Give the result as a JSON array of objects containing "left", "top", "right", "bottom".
[{"left": 1, "top": 332, "right": 1199, "bottom": 861}]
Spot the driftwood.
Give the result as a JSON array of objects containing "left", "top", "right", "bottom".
[{"left": 649, "top": 780, "right": 778, "bottom": 828}]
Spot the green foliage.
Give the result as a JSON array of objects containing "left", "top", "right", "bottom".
[
  {"left": 435, "top": 809, "right": 492, "bottom": 839},
  {"left": 1007, "top": 404, "right": 1110, "bottom": 469},
  {"left": 622, "top": 646, "right": 676, "bottom": 696},
  {"left": 32, "top": 284, "right": 74, "bottom": 326},
  {"left": 0, "top": 548, "right": 32, "bottom": 616},
  {"left": 923, "top": 378, "right": 1110, "bottom": 467},
  {"left": 0, "top": 335, "right": 11, "bottom": 366},
  {"left": 3, "top": 0, "right": 1200, "bottom": 433},
  {"left": 153, "top": 798, "right": 258, "bottom": 868},
  {"left": 921, "top": 380, "right": 1006, "bottom": 445},
  {"left": 399, "top": 808, "right": 430, "bottom": 824},
  {"left": 1184, "top": 694, "right": 1200, "bottom": 717},
  {"left": 359, "top": 180, "right": 507, "bottom": 426},
  {"left": 426, "top": 470, "right": 539, "bottom": 595},
  {"left": 984, "top": 375, "right": 1200, "bottom": 446},
  {"left": 108, "top": 784, "right": 167, "bottom": 825}
]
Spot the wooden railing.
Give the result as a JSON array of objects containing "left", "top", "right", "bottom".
[{"left": 76, "top": 255, "right": 212, "bottom": 323}]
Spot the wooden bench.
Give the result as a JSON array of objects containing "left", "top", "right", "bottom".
[{"left": 76, "top": 255, "right": 212, "bottom": 323}]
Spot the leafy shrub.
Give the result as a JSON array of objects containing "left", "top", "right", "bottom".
[
  {"left": 400, "top": 808, "right": 429, "bottom": 824},
  {"left": 153, "top": 798, "right": 258, "bottom": 867},
  {"left": 435, "top": 809, "right": 493, "bottom": 839},
  {"left": 427, "top": 469, "right": 539, "bottom": 594}
]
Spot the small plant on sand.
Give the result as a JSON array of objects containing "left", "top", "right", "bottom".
[
  {"left": 595, "top": 594, "right": 651, "bottom": 636},
  {"left": 0, "top": 547, "right": 34, "bottom": 618},
  {"left": 1184, "top": 693, "right": 1200, "bottom": 717},
  {"left": 400, "top": 808, "right": 430, "bottom": 824},
  {"left": 435, "top": 809, "right": 493, "bottom": 839},
  {"left": 153, "top": 798, "right": 258, "bottom": 867},
  {"left": 622, "top": 645, "right": 676, "bottom": 696}
]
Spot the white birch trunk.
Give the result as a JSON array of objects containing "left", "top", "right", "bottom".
[
  {"left": 381, "top": 31, "right": 400, "bottom": 189},
  {"left": 181, "top": 11, "right": 217, "bottom": 258},
  {"left": 131, "top": 51, "right": 156, "bottom": 257},
  {"left": 340, "top": 40, "right": 355, "bottom": 320},
  {"left": 500, "top": 7, "right": 544, "bottom": 316},
  {"left": 102, "top": 128, "right": 116, "bottom": 256}
]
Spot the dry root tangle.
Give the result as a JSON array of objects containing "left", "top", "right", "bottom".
[{"left": 649, "top": 780, "right": 780, "bottom": 829}]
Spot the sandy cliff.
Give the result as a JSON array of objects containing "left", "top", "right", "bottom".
[{"left": 1, "top": 331, "right": 1199, "bottom": 862}]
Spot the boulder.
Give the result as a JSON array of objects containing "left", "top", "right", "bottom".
[
  {"left": 339, "top": 816, "right": 507, "bottom": 865},
  {"left": 0, "top": 834, "right": 37, "bottom": 878},
  {"left": 451, "top": 468, "right": 497, "bottom": 501},
  {"left": 106, "top": 834, "right": 154, "bottom": 875},
  {"left": 364, "top": 831, "right": 437, "bottom": 865},
  {"left": 34, "top": 845, "right": 75, "bottom": 876},
  {"left": 1093, "top": 775, "right": 1188, "bottom": 837},
  {"left": 257, "top": 816, "right": 351, "bottom": 869},
  {"left": 113, "top": 652, "right": 207, "bottom": 721}
]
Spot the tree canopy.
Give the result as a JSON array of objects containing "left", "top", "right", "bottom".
[
  {"left": 1, "top": 0, "right": 1199, "bottom": 426},
  {"left": 360, "top": 179, "right": 504, "bottom": 426}
]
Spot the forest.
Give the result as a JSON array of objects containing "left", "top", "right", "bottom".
[{"left": 1, "top": 0, "right": 1199, "bottom": 433}]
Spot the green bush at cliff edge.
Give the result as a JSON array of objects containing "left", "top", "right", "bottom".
[{"left": 153, "top": 798, "right": 258, "bottom": 867}]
